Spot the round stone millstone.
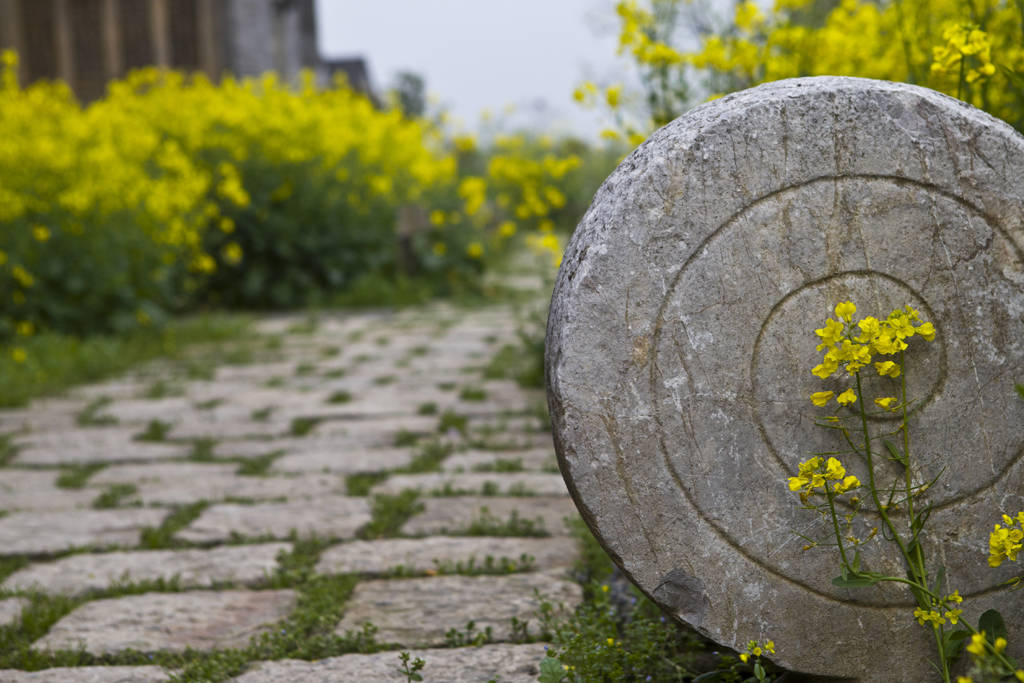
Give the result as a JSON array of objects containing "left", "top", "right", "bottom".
[{"left": 546, "top": 77, "right": 1024, "bottom": 681}]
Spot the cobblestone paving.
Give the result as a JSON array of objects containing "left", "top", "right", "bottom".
[{"left": 0, "top": 297, "right": 584, "bottom": 681}]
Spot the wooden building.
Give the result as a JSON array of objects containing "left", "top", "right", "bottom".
[{"left": 0, "top": 0, "right": 319, "bottom": 101}]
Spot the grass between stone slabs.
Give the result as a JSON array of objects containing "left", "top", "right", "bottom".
[
  {"left": 91, "top": 483, "right": 139, "bottom": 509},
  {"left": 55, "top": 463, "right": 106, "bottom": 489},
  {"left": 0, "top": 313, "right": 252, "bottom": 409},
  {"left": 358, "top": 490, "right": 424, "bottom": 539},
  {"left": 460, "top": 509, "right": 550, "bottom": 538},
  {"left": 75, "top": 396, "right": 118, "bottom": 426},
  {"left": 535, "top": 518, "right": 783, "bottom": 682}
]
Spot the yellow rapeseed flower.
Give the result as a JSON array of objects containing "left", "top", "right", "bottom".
[
  {"left": 32, "top": 225, "right": 51, "bottom": 242},
  {"left": 466, "top": 242, "right": 484, "bottom": 258},
  {"left": 11, "top": 347, "right": 28, "bottom": 363},
  {"left": 836, "top": 388, "right": 857, "bottom": 405},
  {"left": 810, "top": 390, "right": 834, "bottom": 406},
  {"left": 221, "top": 242, "right": 243, "bottom": 265},
  {"left": 835, "top": 301, "right": 856, "bottom": 321}
]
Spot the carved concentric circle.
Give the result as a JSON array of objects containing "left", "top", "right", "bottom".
[{"left": 547, "top": 78, "right": 1024, "bottom": 680}]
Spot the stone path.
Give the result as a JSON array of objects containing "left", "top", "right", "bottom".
[{"left": 0, "top": 294, "right": 584, "bottom": 681}]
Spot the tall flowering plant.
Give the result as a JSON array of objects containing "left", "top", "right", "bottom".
[{"left": 789, "top": 301, "right": 1023, "bottom": 682}]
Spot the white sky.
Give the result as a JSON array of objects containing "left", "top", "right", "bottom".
[{"left": 314, "top": 0, "right": 633, "bottom": 140}]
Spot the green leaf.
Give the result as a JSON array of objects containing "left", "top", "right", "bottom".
[
  {"left": 754, "top": 661, "right": 766, "bottom": 681},
  {"left": 852, "top": 550, "right": 861, "bottom": 573},
  {"left": 538, "top": 657, "right": 568, "bottom": 683},
  {"left": 932, "top": 565, "right": 946, "bottom": 595},
  {"left": 942, "top": 628, "right": 971, "bottom": 660},
  {"left": 832, "top": 573, "right": 880, "bottom": 588},
  {"left": 693, "top": 672, "right": 731, "bottom": 682},
  {"left": 979, "top": 609, "right": 1008, "bottom": 642},
  {"left": 1016, "top": 383, "right": 1024, "bottom": 400},
  {"left": 884, "top": 440, "right": 908, "bottom": 466}
]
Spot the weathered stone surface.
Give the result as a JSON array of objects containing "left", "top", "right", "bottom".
[
  {"left": 402, "top": 496, "right": 579, "bottom": 536},
  {"left": 231, "top": 643, "right": 548, "bottom": 682},
  {"left": 546, "top": 77, "right": 1024, "bottom": 680},
  {"left": 4, "top": 543, "right": 289, "bottom": 596},
  {"left": 442, "top": 447, "right": 557, "bottom": 473},
  {"left": 90, "top": 463, "right": 347, "bottom": 505},
  {"left": 175, "top": 497, "right": 371, "bottom": 543},
  {"left": 315, "top": 536, "right": 576, "bottom": 575},
  {"left": 0, "top": 597, "right": 28, "bottom": 627},
  {"left": 0, "top": 509, "right": 167, "bottom": 555},
  {"left": 34, "top": 589, "right": 295, "bottom": 654},
  {"left": 13, "top": 427, "right": 185, "bottom": 465},
  {"left": 335, "top": 572, "right": 581, "bottom": 646},
  {"left": 0, "top": 469, "right": 96, "bottom": 511},
  {"left": 0, "top": 666, "right": 172, "bottom": 682},
  {"left": 370, "top": 472, "right": 567, "bottom": 497}
]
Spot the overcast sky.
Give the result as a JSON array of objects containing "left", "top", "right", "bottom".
[{"left": 314, "top": 0, "right": 632, "bottom": 140}]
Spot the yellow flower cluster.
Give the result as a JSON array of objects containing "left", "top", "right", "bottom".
[
  {"left": 989, "top": 512, "right": 1024, "bottom": 567},
  {"left": 810, "top": 302, "right": 935, "bottom": 408},
  {"left": 600, "top": 0, "right": 1024, "bottom": 141},
  {"left": 788, "top": 456, "right": 861, "bottom": 502},
  {"left": 913, "top": 591, "right": 963, "bottom": 628},
  {"left": 616, "top": 1, "right": 685, "bottom": 67},
  {"left": 738, "top": 639, "right": 776, "bottom": 663},
  {"left": 931, "top": 23, "right": 997, "bottom": 85}
]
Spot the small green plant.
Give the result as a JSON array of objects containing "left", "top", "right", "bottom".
[
  {"left": 92, "top": 483, "right": 138, "bottom": 509},
  {"left": 397, "top": 651, "right": 425, "bottom": 682},
  {"left": 320, "top": 346, "right": 340, "bottom": 357},
  {"left": 472, "top": 458, "right": 524, "bottom": 473},
  {"left": 142, "top": 380, "right": 182, "bottom": 399},
  {"left": 76, "top": 396, "right": 117, "bottom": 426},
  {"left": 437, "top": 410, "right": 468, "bottom": 435},
  {"left": 323, "top": 368, "right": 346, "bottom": 379},
  {"left": 189, "top": 438, "right": 218, "bottom": 461},
  {"left": 444, "top": 620, "right": 493, "bottom": 647},
  {"left": 327, "top": 390, "right": 352, "bottom": 404},
  {"left": 463, "top": 509, "right": 549, "bottom": 537},
  {"left": 135, "top": 419, "right": 172, "bottom": 442},
  {"left": 394, "top": 429, "right": 420, "bottom": 447},
  {"left": 359, "top": 490, "right": 424, "bottom": 539},
  {"left": 373, "top": 375, "right": 396, "bottom": 386},
  {"left": 250, "top": 406, "right": 274, "bottom": 421},
  {"left": 194, "top": 398, "right": 223, "bottom": 410},
  {"left": 235, "top": 451, "right": 282, "bottom": 476},
  {"left": 56, "top": 463, "right": 105, "bottom": 489},
  {"left": 289, "top": 417, "right": 322, "bottom": 437},
  {"left": 433, "top": 553, "right": 536, "bottom": 576},
  {"left": 294, "top": 363, "right": 316, "bottom": 376},
  {"left": 264, "top": 376, "right": 285, "bottom": 388},
  {"left": 345, "top": 472, "right": 390, "bottom": 496},
  {"left": 140, "top": 502, "right": 208, "bottom": 549},
  {"left": 417, "top": 402, "right": 438, "bottom": 415},
  {"left": 401, "top": 440, "right": 452, "bottom": 473},
  {"left": 459, "top": 386, "right": 488, "bottom": 401},
  {"left": 0, "top": 434, "right": 17, "bottom": 466}
]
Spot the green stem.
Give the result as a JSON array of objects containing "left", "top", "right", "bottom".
[
  {"left": 855, "top": 373, "right": 911, "bottom": 563},
  {"left": 825, "top": 485, "right": 851, "bottom": 570}
]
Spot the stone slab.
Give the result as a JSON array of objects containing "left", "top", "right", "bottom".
[
  {"left": 370, "top": 473, "right": 567, "bottom": 497},
  {"left": 335, "top": 571, "right": 581, "bottom": 646},
  {"left": 0, "top": 597, "right": 28, "bottom": 627},
  {"left": 402, "top": 496, "right": 579, "bottom": 536},
  {"left": 90, "top": 463, "right": 347, "bottom": 505},
  {"left": 545, "top": 76, "right": 1024, "bottom": 681},
  {"left": 12, "top": 428, "right": 185, "bottom": 465},
  {"left": 33, "top": 589, "right": 295, "bottom": 654},
  {"left": 0, "top": 509, "right": 167, "bottom": 555},
  {"left": 175, "top": 496, "right": 371, "bottom": 543},
  {"left": 0, "top": 666, "right": 172, "bottom": 682},
  {"left": 230, "top": 643, "right": 548, "bottom": 683},
  {"left": 4, "top": 543, "right": 289, "bottom": 596},
  {"left": 442, "top": 448, "right": 556, "bottom": 473},
  {"left": 315, "top": 536, "right": 577, "bottom": 575},
  {"left": 270, "top": 446, "right": 416, "bottom": 474},
  {"left": 0, "top": 469, "right": 96, "bottom": 512}
]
